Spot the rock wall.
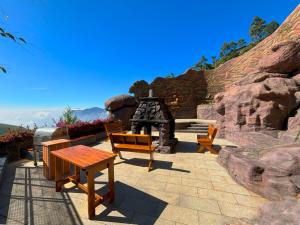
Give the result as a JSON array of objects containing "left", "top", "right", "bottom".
[
  {"left": 218, "top": 144, "right": 300, "bottom": 201},
  {"left": 205, "top": 5, "right": 300, "bottom": 96},
  {"left": 129, "top": 69, "right": 208, "bottom": 118},
  {"left": 197, "top": 104, "right": 220, "bottom": 120},
  {"left": 214, "top": 40, "right": 300, "bottom": 145}
]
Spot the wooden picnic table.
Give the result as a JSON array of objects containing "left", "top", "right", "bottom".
[{"left": 51, "top": 145, "right": 116, "bottom": 219}]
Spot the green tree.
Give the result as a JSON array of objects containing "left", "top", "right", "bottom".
[
  {"left": 264, "top": 21, "right": 279, "bottom": 37},
  {"left": 165, "top": 72, "right": 175, "bottom": 78},
  {"left": 211, "top": 56, "right": 217, "bottom": 67},
  {"left": 249, "top": 16, "right": 266, "bottom": 42},
  {"left": 220, "top": 41, "right": 238, "bottom": 58},
  {"left": 60, "top": 106, "right": 78, "bottom": 125},
  {"left": 196, "top": 55, "right": 212, "bottom": 70},
  {"left": 237, "top": 38, "right": 247, "bottom": 49}
]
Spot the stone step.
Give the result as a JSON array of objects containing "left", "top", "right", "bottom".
[
  {"left": 176, "top": 129, "right": 208, "bottom": 134},
  {"left": 187, "top": 126, "right": 208, "bottom": 130},
  {"left": 190, "top": 123, "right": 209, "bottom": 127}
]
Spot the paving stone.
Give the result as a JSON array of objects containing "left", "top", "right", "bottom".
[
  {"left": 166, "top": 176, "right": 182, "bottom": 185},
  {"left": 160, "top": 205, "right": 199, "bottom": 225},
  {"left": 165, "top": 183, "right": 198, "bottom": 197},
  {"left": 181, "top": 177, "right": 213, "bottom": 189},
  {"left": 136, "top": 179, "right": 166, "bottom": 191},
  {"left": 197, "top": 188, "right": 237, "bottom": 203},
  {"left": 233, "top": 194, "right": 267, "bottom": 208},
  {"left": 198, "top": 211, "right": 236, "bottom": 225},
  {"left": 118, "top": 196, "right": 166, "bottom": 218},
  {"left": 131, "top": 213, "right": 175, "bottom": 225},
  {"left": 141, "top": 188, "right": 180, "bottom": 205},
  {"left": 179, "top": 195, "right": 221, "bottom": 214},
  {"left": 218, "top": 202, "right": 258, "bottom": 219},
  {"left": 212, "top": 181, "right": 251, "bottom": 195}
]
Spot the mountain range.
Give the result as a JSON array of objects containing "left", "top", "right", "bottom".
[
  {"left": 72, "top": 107, "right": 108, "bottom": 121},
  {"left": 0, "top": 107, "right": 108, "bottom": 129}
]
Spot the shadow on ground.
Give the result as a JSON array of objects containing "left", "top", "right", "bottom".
[
  {"left": 116, "top": 158, "right": 190, "bottom": 173},
  {"left": 0, "top": 162, "right": 169, "bottom": 225},
  {"left": 91, "top": 181, "right": 167, "bottom": 224},
  {"left": 0, "top": 163, "right": 83, "bottom": 225}
]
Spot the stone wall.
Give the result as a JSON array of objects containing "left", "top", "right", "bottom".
[{"left": 129, "top": 69, "right": 208, "bottom": 118}]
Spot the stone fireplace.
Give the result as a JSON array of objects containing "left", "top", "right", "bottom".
[{"left": 131, "top": 90, "right": 178, "bottom": 153}]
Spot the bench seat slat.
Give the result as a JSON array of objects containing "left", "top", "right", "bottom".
[{"left": 115, "top": 144, "right": 155, "bottom": 152}]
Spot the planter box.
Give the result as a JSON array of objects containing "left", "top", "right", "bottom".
[
  {"left": 70, "top": 132, "right": 106, "bottom": 146},
  {"left": 42, "top": 139, "right": 70, "bottom": 180}
]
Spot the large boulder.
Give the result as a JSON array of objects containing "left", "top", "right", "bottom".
[
  {"left": 293, "top": 73, "right": 300, "bottom": 86},
  {"left": 218, "top": 144, "right": 300, "bottom": 200},
  {"left": 214, "top": 72, "right": 299, "bottom": 142},
  {"left": 257, "top": 199, "right": 300, "bottom": 225},
  {"left": 258, "top": 41, "right": 300, "bottom": 74},
  {"left": 105, "top": 94, "right": 137, "bottom": 111},
  {"left": 105, "top": 94, "right": 137, "bottom": 129}
]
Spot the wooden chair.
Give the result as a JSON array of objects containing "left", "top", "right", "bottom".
[
  {"left": 197, "top": 124, "right": 218, "bottom": 154},
  {"left": 109, "top": 133, "right": 156, "bottom": 172},
  {"left": 104, "top": 120, "right": 125, "bottom": 140}
]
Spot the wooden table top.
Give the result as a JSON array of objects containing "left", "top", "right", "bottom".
[
  {"left": 42, "top": 139, "right": 70, "bottom": 146},
  {"left": 51, "top": 145, "right": 116, "bottom": 170}
]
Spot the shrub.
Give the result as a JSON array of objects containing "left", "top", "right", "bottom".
[
  {"left": 56, "top": 119, "right": 109, "bottom": 139},
  {"left": 0, "top": 129, "right": 34, "bottom": 156}
]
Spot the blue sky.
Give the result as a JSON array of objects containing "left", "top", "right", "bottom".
[{"left": 0, "top": 0, "right": 298, "bottom": 109}]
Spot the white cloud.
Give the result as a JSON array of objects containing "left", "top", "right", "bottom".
[{"left": 0, "top": 107, "right": 63, "bottom": 128}]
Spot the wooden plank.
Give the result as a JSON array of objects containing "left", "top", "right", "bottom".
[
  {"left": 115, "top": 144, "right": 155, "bottom": 151},
  {"left": 51, "top": 145, "right": 116, "bottom": 169}
]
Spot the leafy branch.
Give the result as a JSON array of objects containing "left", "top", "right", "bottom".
[{"left": 0, "top": 26, "right": 26, "bottom": 73}]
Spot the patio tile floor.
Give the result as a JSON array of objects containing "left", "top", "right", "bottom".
[{"left": 0, "top": 132, "right": 267, "bottom": 225}]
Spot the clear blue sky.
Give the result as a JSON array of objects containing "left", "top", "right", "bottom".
[{"left": 0, "top": 0, "right": 298, "bottom": 109}]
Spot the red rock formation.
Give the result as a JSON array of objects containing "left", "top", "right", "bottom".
[
  {"left": 206, "top": 5, "right": 300, "bottom": 95},
  {"left": 214, "top": 72, "right": 299, "bottom": 139},
  {"left": 259, "top": 41, "right": 300, "bottom": 73},
  {"left": 218, "top": 144, "right": 300, "bottom": 200}
]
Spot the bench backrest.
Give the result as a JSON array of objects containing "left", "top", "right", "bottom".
[
  {"left": 104, "top": 120, "right": 123, "bottom": 137},
  {"left": 110, "top": 133, "right": 152, "bottom": 147},
  {"left": 208, "top": 125, "right": 218, "bottom": 141}
]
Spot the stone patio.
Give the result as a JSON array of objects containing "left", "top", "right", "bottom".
[{"left": 0, "top": 132, "right": 268, "bottom": 225}]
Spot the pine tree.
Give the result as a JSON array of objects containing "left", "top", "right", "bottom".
[{"left": 249, "top": 16, "right": 266, "bottom": 42}]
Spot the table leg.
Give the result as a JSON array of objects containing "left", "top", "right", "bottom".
[
  {"left": 87, "top": 170, "right": 95, "bottom": 219},
  {"left": 63, "top": 161, "right": 70, "bottom": 175},
  {"left": 108, "top": 161, "right": 115, "bottom": 203},
  {"left": 75, "top": 165, "right": 80, "bottom": 183},
  {"left": 55, "top": 157, "right": 63, "bottom": 192}
]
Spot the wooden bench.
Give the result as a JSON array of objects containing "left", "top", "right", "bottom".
[
  {"left": 109, "top": 133, "right": 156, "bottom": 172},
  {"left": 197, "top": 124, "right": 218, "bottom": 154},
  {"left": 104, "top": 120, "right": 126, "bottom": 140}
]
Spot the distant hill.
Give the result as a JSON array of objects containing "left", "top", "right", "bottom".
[
  {"left": 0, "top": 123, "right": 23, "bottom": 136},
  {"left": 72, "top": 107, "right": 108, "bottom": 121}
]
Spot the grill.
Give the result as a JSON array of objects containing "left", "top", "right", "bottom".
[
  {"left": 131, "top": 89, "right": 178, "bottom": 153},
  {"left": 33, "top": 127, "right": 69, "bottom": 166}
]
